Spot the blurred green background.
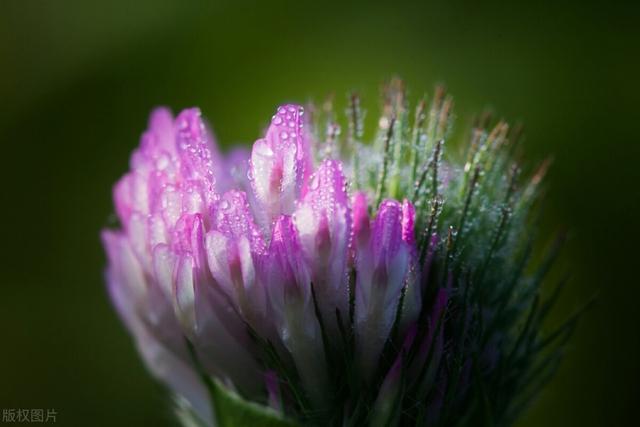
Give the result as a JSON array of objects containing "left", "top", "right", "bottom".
[{"left": 1, "top": 0, "right": 638, "bottom": 425}]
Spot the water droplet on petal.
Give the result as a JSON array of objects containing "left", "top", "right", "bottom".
[
  {"left": 254, "top": 141, "right": 274, "bottom": 157},
  {"left": 309, "top": 177, "right": 320, "bottom": 190}
]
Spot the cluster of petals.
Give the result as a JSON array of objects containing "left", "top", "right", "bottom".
[{"left": 102, "top": 104, "right": 428, "bottom": 421}]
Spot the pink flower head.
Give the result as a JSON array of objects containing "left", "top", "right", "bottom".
[{"left": 103, "top": 85, "right": 567, "bottom": 427}]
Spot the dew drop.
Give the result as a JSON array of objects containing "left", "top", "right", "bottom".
[
  {"left": 156, "top": 154, "right": 170, "bottom": 170},
  {"left": 254, "top": 142, "right": 274, "bottom": 157},
  {"left": 309, "top": 177, "right": 320, "bottom": 190}
]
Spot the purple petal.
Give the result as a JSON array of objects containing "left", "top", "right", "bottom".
[
  {"left": 401, "top": 199, "right": 416, "bottom": 249},
  {"left": 172, "top": 253, "right": 197, "bottom": 333},
  {"left": 131, "top": 107, "right": 177, "bottom": 169},
  {"left": 213, "top": 190, "right": 266, "bottom": 254},
  {"left": 113, "top": 171, "right": 148, "bottom": 223},
  {"left": 205, "top": 192, "right": 267, "bottom": 329},
  {"left": 351, "top": 191, "right": 371, "bottom": 269},
  {"left": 372, "top": 200, "right": 404, "bottom": 267},
  {"left": 355, "top": 199, "right": 410, "bottom": 381},
  {"left": 294, "top": 159, "right": 351, "bottom": 330},
  {"left": 103, "top": 229, "right": 211, "bottom": 419},
  {"left": 221, "top": 147, "right": 252, "bottom": 193},
  {"left": 398, "top": 199, "right": 421, "bottom": 333},
  {"left": 266, "top": 215, "right": 310, "bottom": 303},
  {"left": 171, "top": 213, "right": 207, "bottom": 269},
  {"left": 147, "top": 107, "right": 177, "bottom": 153},
  {"left": 264, "top": 215, "right": 329, "bottom": 406},
  {"left": 169, "top": 220, "right": 263, "bottom": 395},
  {"left": 102, "top": 230, "right": 147, "bottom": 322},
  {"left": 175, "top": 108, "right": 217, "bottom": 202},
  {"left": 352, "top": 191, "right": 370, "bottom": 245},
  {"left": 249, "top": 105, "right": 311, "bottom": 227}
]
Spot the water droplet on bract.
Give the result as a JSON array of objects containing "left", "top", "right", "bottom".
[
  {"left": 156, "top": 154, "right": 170, "bottom": 170},
  {"left": 219, "top": 199, "right": 230, "bottom": 210},
  {"left": 280, "top": 131, "right": 289, "bottom": 140},
  {"left": 272, "top": 116, "right": 283, "bottom": 125},
  {"left": 254, "top": 142, "right": 274, "bottom": 157},
  {"left": 309, "top": 177, "right": 320, "bottom": 190}
]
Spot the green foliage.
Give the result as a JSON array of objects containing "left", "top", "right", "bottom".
[{"left": 210, "top": 379, "right": 299, "bottom": 427}]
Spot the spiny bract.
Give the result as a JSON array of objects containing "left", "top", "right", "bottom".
[{"left": 103, "top": 79, "right": 574, "bottom": 427}]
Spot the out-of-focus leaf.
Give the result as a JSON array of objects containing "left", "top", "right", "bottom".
[{"left": 211, "top": 379, "right": 299, "bottom": 427}]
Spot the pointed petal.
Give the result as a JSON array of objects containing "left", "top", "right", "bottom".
[
  {"left": 147, "top": 107, "right": 176, "bottom": 153},
  {"left": 213, "top": 190, "right": 266, "bottom": 254},
  {"left": 352, "top": 191, "right": 370, "bottom": 248},
  {"left": 104, "top": 230, "right": 211, "bottom": 423},
  {"left": 153, "top": 243, "right": 176, "bottom": 301},
  {"left": 173, "top": 254, "right": 197, "bottom": 334},
  {"left": 132, "top": 107, "right": 177, "bottom": 169},
  {"left": 113, "top": 171, "right": 149, "bottom": 223},
  {"left": 249, "top": 105, "right": 310, "bottom": 226},
  {"left": 206, "top": 191, "right": 268, "bottom": 327},
  {"left": 267, "top": 216, "right": 311, "bottom": 305},
  {"left": 175, "top": 108, "right": 217, "bottom": 194},
  {"left": 267, "top": 104, "right": 312, "bottom": 191},
  {"left": 169, "top": 217, "right": 265, "bottom": 396},
  {"left": 401, "top": 199, "right": 416, "bottom": 249},
  {"left": 399, "top": 199, "right": 421, "bottom": 333},
  {"left": 264, "top": 216, "right": 329, "bottom": 406},
  {"left": 355, "top": 199, "right": 411, "bottom": 381},
  {"left": 294, "top": 159, "right": 351, "bottom": 333},
  {"left": 102, "top": 230, "right": 147, "bottom": 311},
  {"left": 139, "top": 333, "right": 213, "bottom": 424},
  {"left": 217, "top": 147, "right": 251, "bottom": 193},
  {"left": 372, "top": 200, "right": 404, "bottom": 270}
]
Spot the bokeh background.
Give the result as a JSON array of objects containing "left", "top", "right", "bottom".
[{"left": 1, "top": 1, "right": 638, "bottom": 425}]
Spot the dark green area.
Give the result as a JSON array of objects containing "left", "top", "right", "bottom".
[
  {"left": 209, "top": 379, "right": 297, "bottom": 427},
  {"left": 0, "top": 1, "right": 637, "bottom": 425}
]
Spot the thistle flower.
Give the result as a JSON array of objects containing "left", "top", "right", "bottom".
[{"left": 103, "top": 80, "right": 580, "bottom": 426}]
